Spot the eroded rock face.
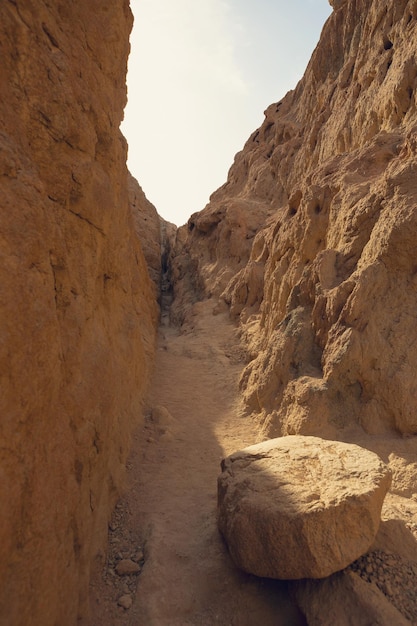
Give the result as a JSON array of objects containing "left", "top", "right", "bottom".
[
  {"left": 218, "top": 436, "right": 392, "bottom": 579},
  {"left": 129, "top": 174, "right": 163, "bottom": 295},
  {"left": 294, "top": 570, "right": 410, "bottom": 626},
  {"left": 172, "top": 0, "right": 417, "bottom": 438},
  {"left": 0, "top": 2, "right": 158, "bottom": 625},
  {"left": 128, "top": 174, "right": 177, "bottom": 310},
  {"left": 328, "top": 0, "right": 347, "bottom": 10}
]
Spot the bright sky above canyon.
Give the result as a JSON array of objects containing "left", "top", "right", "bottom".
[{"left": 123, "top": 0, "right": 332, "bottom": 226}]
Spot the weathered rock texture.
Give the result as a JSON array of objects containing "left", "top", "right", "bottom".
[
  {"left": 218, "top": 436, "right": 391, "bottom": 579},
  {"left": 128, "top": 173, "right": 177, "bottom": 308},
  {"left": 128, "top": 174, "right": 162, "bottom": 294},
  {"left": 294, "top": 569, "right": 410, "bottom": 626},
  {"left": 171, "top": 0, "right": 417, "bottom": 439},
  {"left": 0, "top": 2, "right": 158, "bottom": 625}
]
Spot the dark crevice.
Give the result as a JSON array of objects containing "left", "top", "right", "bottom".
[
  {"left": 67, "top": 208, "right": 105, "bottom": 235},
  {"left": 42, "top": 23, "right": 60, "bottom": 48},
  {"left": 159, "top": 222, "right": 174, "bottom": 324}
]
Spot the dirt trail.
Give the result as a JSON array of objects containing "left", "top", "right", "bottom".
[{"left": 89, "top": 301, "right": 305, "bottom": 625}]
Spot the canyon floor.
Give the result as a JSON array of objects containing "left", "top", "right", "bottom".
[
  {"left": 88, "top": 300, "right": 306, "bottom": 625},
  {"left": 88, "top": 298, "right": 417, "bottom": 626}
]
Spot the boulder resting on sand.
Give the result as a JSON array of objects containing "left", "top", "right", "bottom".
[{"left": 217, "top": 435, "right": 391, "bottom": 579}]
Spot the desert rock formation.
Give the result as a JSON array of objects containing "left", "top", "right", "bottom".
[
  {"left": 3, "top": 0, "right": 417, "bottom": 624},
  {"left": 128, "top": 174, "right": 162, "bottom": 294},
  {"left": 218, "top": 436, "right": 392, "bottom": 579},
  {"left": 128, "top": 174, "right": 177, "bottom": 310},
  {"left": 172, "top": 0, "right": 417, "bottom": 440},
  {"left": 295, "top": 569, "right": 411, "bottom": 626},
  {"left": 88, "top": 301, "right": 307, "bottom": 626},
  {"left": 0, "top": 2, "right": 159, "bottom": 625},
  {"left": 165, "top": 1, "right": 417, "bottom": 619}
]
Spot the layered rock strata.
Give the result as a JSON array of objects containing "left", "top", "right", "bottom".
[
  {"left": 0, "top": 2, "right": 158, "bottom": 625},
  {"left": 172, "top": 0, "right": 417, "bottom": 439}
]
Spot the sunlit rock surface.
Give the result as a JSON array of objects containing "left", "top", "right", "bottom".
[
  {"left": 172, "top": 0, "right": 417, "bottom": 438},
  {"left": 218, "top": 436, "right": 391, "bottom": 579}
]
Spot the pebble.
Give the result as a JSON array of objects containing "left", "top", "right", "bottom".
[
  {"left": 134, "top": 549, "right": 144, "bottom": 562},
  {"left": 115, "top": 559, "right": 141, "bottom": 575},
  {"left": 117, "top": 594, "right": 133, "bottom": 610},
  {"left": 384, "top": 582, "right": 393, "bottom": 596}
]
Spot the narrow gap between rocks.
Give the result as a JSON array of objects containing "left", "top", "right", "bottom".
[{"left": 88, "top": 299, "right": 307, "bottom": 625}]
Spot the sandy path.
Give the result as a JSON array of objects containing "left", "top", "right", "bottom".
[{"left": 89, "top": 301, "right": 305, "bottom": 625}]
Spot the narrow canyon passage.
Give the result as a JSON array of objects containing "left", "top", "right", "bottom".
[{"left": 89, "top": 301, "right": 306, "bottom": 625}]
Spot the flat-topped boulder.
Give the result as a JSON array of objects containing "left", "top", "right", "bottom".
[{"left": 217, "top": 436, "right": 392, "bottom": 579}]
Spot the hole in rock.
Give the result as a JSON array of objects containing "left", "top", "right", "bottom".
[{"left": 383, "top": 38, "right": 393, "bottom": 50}]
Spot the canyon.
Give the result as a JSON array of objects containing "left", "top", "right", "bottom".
[{"left": 1, "top": 0, "right": 417, "bottom": 624}]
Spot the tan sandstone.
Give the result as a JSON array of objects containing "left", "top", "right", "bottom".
[
  {"left": 0, "top": 2, "right": 159, "bottom": 625},
  {"left": 168, "top": 1, "right": 417, "bottom": 618},
  {"left": 218, "top": 436, "right": 391, "bottom": 579},
  {"left": 128, "top": 174, "right": 163, "bottom": 295},
  {"left": 162, "top": 0, "right": 417, "bottom": 619},
  {"left": 294, "top": 569, "right": 410, "bottom": 626},
  {"left": 171, "top": 0, "right": 417, "bottom": 440},
  {"left": 3, "top": 0, "right": 417, "bottom": 623}
]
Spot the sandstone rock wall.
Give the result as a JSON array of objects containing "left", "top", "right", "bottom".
[
  {"left": 172, "top": 0, "right": 417, "bottom": 438},
  {"left": 129, "top": 174, "right": 163, "bottom": 297},
  {"left": 0, "top": 2, "right": 158, "bottom": 625}
]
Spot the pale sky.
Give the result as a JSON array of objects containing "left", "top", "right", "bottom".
[{"left": 122, "top": 0, "right": 332, "bottom": 226}]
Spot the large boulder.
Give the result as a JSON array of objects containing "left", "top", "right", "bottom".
[{"left": 217, "top": 436, "right": 391, "bottom": 579}]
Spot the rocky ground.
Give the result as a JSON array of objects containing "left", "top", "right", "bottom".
[
  {"left": 348, "top": 549, "right": 417, "bottom": 623},
  {"left": 87, "top": 301, "right": 306, "bottom": 625},
  {"left": 86, "top": 299, "right": 417, "bottom": 625}
]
